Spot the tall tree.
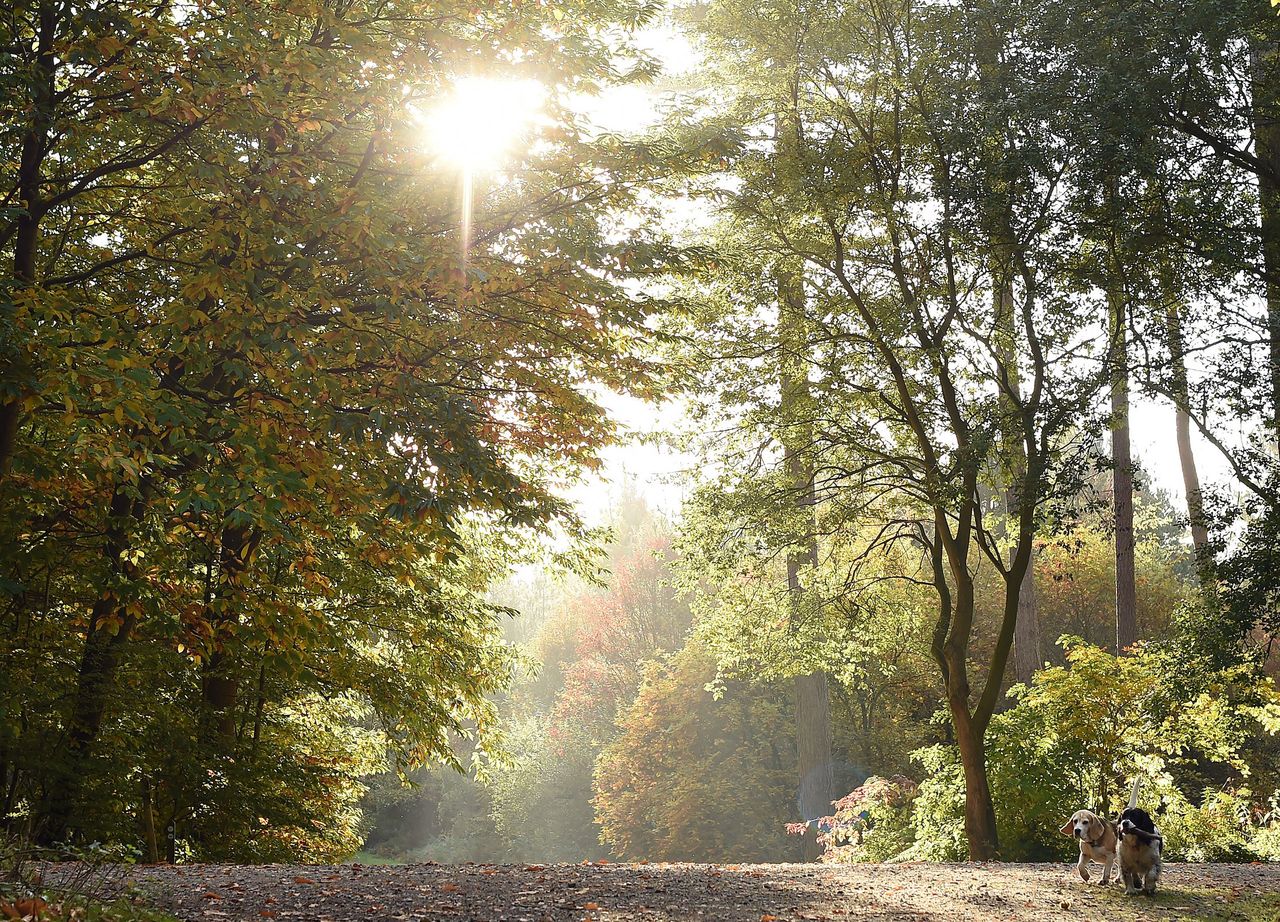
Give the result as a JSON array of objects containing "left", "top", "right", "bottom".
[
  {"left": 1, "top": 0, "right": 681, "bottom": 849},
  {"left": 777, "top": 68, "right": 835, "bottom": 858},
  {"left": 682, "top": 0, "right": 1101, "bottom": 858}
]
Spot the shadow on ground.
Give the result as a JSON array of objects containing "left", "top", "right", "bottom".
[{"left": 124, "top": 860, "right": 1280, "bottom": 921}]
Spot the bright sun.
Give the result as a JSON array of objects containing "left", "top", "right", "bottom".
[{"left": 424, "top": 76, "right": 546, "bottom": 172}]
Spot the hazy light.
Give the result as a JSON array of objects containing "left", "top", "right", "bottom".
[{"left": 424, "top": 76, "right": 546, "bottom": 172}]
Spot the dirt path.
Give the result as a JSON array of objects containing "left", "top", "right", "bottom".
[{"left": 126, "top": 861, "right": 1280, "bottom": 922}]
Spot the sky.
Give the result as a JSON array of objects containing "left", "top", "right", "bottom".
[{"left": 564, "top": 21, "right": 1244, "bottom": 531}]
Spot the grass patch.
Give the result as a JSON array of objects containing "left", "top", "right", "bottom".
[
  {"left": 347, "top": 850, "right": 405, "bottom": 866},
  {"left": 1116, "top": 886, "right": 1280, "bottom": 921},
  {"left": 1194, "top": 890, "right": 1280, "bottom": 922}
]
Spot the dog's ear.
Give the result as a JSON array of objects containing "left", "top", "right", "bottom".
[
  {"left": 1088, "top": 815, "right": 1104, "bottom": 842},
  {"left": 1060, "top": 817, "right": 1075, "bottom": 837}
]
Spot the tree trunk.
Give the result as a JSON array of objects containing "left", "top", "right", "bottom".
[
  {"left": 794, "top": 669, "right": 835, "bottom": 857},
  {"left": 780, "top": 317, "right": 835, "bottom": 859},
  {"left": 1108, "top": 193, "right": 1138, "bottom": 653},
  {"left": 201, "top": 523, "right": 259, "bottom": 746},
  {"left": 1250, "top": 22, "right": 1280, "bottom": 437},
  {"left": 950, "top": 690, "right": 999, "bottom": 860},
  {"left": 140, "top": 775, "right": 160, "bottom": 864},
  {"left": 975, "top": 4, "right": 1039, "bottom": 686},
  {"left": 1165, "top": 296, "right": 1213, "bottom": 581},
  {"left": 996, "top": 278, "right": 1041, "bottom": 685},
  {"left": 931, "top": 514, "right": 1013, "bottom": 862},
  {"left": 1010, "top": 546, "right": 1040, "bottom": 683},
  {"left": 36, "top": 483, "right": 146, "bottom": 845},
  {"left": 776, "top": 93, "right": 834, "bottom": 861},
  {"left": 1, "top": 2, "right": 58, "bottom": 483}
]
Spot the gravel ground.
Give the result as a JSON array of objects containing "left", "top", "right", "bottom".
[{"left": 118, "top": 861, "right": 1280, "bottom": 921}]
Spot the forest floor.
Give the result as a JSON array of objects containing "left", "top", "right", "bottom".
[{"left": 115, "top": 860, "right": 1280, "bottom": 922}]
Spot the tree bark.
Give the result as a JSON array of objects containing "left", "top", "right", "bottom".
[
  {"left": 996, "top": 276, "right": 1041, "bottom": 685},
  {"left": 776, "top": 77, "right": 834, "bottom": 861},
  {"left": 1250, "top": 20, "right": 1280, "bottom": 437},
  {"left": 1010, "top": 548, "right": 1040, "bottom": 683},
  {"left": 1, "top": 2, "right": 59, "bottom": 483},
  {"left": 779, "top": 268, "right": 835, "bottom": 860},
  {"left": 951, "top": 696, "right": 999, "bottom": 860},
  {"left": 140, "top": 775, "right": 160, "bottom": 864},
  {"left": 1165, "top": 296, "right": 1213, "bottom": 582},
  {"left": 1108, "top": 181, "right": 1138, "bottom": 653},
  {"left": 794, "top": 669, "right": 835, "bottom": 857},
  {"left": 35, "top": 481, "right": 147, "bottom": 845}
]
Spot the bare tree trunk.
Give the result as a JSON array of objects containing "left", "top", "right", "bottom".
[
  {"left": 779, "top": 267, "right": 834, "bottom": 861},
  {"left": 1111, "top": 301, "right": 1137, "bottom": 651},
  {"left": 140, "top": 775, "right": 160, "bottom": 864},
  {"left": 794, "top": 669, "right": 834, "bottom": 856},
  {"left": 1108, "top": 178, "right": 1138, "bottom": 653},
  {"left": 775, "top": 78, "right": 834, "bottom": 860},
  {"left": 996, "top": 281, "right": 1041, "bottom": 685},
  {"left": 1164, "top": 296, "right": 1213, "bottom": 581},
  {"left": 932, "top": 563, "right": 1004, "bottom": 861},
  {"left": 951, "top": 696, "right": 999, "bottom": 860},
  {"left": 1010, "top": 551, "right": 1040, "bottom": 683}
]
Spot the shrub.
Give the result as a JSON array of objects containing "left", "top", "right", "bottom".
[
  {"left": 787, "top": 775, "right": 919, "bottom": 863},
  {"left": 1157, "top": 786, "right": 1253, "bottom": 862}
]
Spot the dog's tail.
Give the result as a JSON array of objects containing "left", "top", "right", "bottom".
[{"left": 1127, "top": 776, "right": 1141, "bottom": 811}]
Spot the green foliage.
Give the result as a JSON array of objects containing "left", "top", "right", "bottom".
[
  {"left": 0, "top": 0, "right": 689, "bottom": 859},
  {"left": 488, "top": 714, "right": 606, "bottom": 862},
  {"left": 900, "top": 748, "right": 969, "bottom": 863},
  {"left": 798, "top": 775, "right": 919, "bottom": 864},
  {"left": 1158, "top": 788, "right": 1255, "bottom": 862},
  {"left": 802, "top": 631, "right": 1280, "bottom": 864}
]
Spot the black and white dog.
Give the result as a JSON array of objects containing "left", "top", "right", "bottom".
[{"left": 1116, "top": 807, "right": 1163, "bottom": 896}]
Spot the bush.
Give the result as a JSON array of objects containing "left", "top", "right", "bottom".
[
  {"left": 899, "top": 748, "right": 968, "bottom": 862},
  {"left": 1158, "top": 787, "right": 1254, "bottom": 862},
  {"left": 788, "top": 775, "right": 919, "bottom": 863},
  {"left": 804, "top": 636, "right": 1280, "bottom": 864}
]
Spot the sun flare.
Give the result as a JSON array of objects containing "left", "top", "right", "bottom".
[{"left": 423, "top": 76, "right": 546, "bottom": 172}]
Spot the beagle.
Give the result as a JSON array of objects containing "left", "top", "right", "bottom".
[{"left": 1060, "top": 809, "right": 1118, "bottom": 885}]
